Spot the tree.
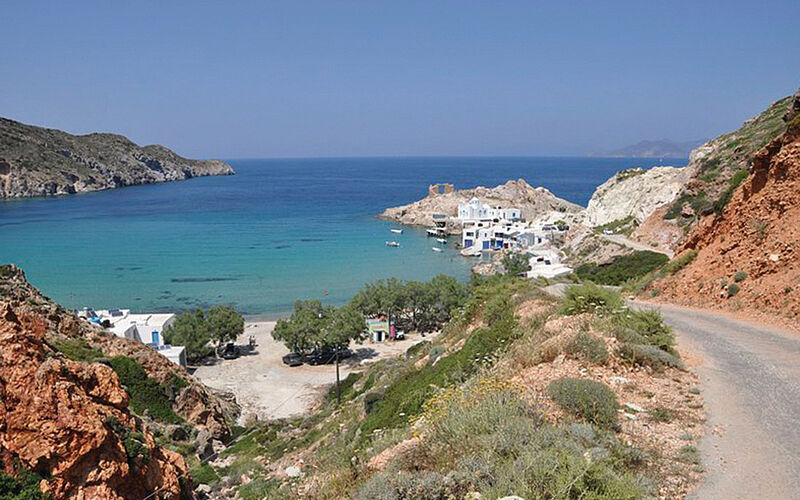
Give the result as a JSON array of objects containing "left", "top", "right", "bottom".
[
  {"left": 272, "top": 300, "right": 332, "bottom": 354},
  {"left": 163, "top": 308, "right": 213, "bottom": 361},
  {"left": 502, "top": 252, "right": 531, "bottom": 277},
  {"left": 206, "top": 305, "right": 245, "bottom": 349},
  {"left": 326, "top": 305, "right": 368, "bottom": 348}
]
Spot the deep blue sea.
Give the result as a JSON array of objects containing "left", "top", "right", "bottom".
[{"left": 0, "top": 157, "right": 683, "bottom": 317}]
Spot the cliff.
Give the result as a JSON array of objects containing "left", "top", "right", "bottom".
[
  {"left": 646, "top": 88, "right": 800, "bottom": 320},
  {"left": 380, "top": 179, "right": 583, "bottom": 228},
  {"left": 0, "top": 117, "right": 234, "bottom": 198},
  {"left": 0, "top": 276, "right": 191, "bottom": 498},
  {"left": 632, "top": 94, "right": 793, "bottom": 249},
  {"left": 584, "top": 166, "right": 690, "bottom": 227},
  {"left": 0, "top": 265, "right": 238, "bottom": 442}
]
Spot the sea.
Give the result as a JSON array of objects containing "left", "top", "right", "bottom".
[{"left": 0, "top": 157, "right": 684, "bottom": 318}]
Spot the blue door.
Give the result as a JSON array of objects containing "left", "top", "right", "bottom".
[
  {"left": 152, "top": 331, "right": 159, "bottom": 345},
  {"left": 465, "top": 239, "right": 473, "bottom": 248},
  {"left": 482, "top": 240, "right": 490, "bottom": 249}
]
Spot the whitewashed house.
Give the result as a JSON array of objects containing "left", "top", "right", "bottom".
[{"left": 80, "top": 308, "right": 187, "bottom": 366}]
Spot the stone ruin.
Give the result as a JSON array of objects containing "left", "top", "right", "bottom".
[{"left": 428, "top": 183, "right": 454, "bottom": 197}]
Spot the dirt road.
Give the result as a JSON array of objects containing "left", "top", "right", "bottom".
[
  {"left": 634, "top": 302, "right": 800, "bottom": 499},
  {"left": 599, "top": 233, "right": 674, "bottom": 258}
]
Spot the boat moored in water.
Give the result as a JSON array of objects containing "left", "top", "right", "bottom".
[
  {"left": 436, "top": 238, "right": 447, "bottom": 244},
  {"left": 386, "top": 241, "right": 401, "bottom": 247},
  {"left": 432, "top": 247, "right": 443, "bottom": 252},
  {"left": 390, "top": 228, "right": 403, "bottom": 234}
]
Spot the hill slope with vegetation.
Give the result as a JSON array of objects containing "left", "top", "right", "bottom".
[
  {"left": 196, "top": 276, "right": 704, "bottom": 499},
  {"left": 0, "top": 116, "right": 234, "bottom": 198},
  {"left": 631, "top": 94, "right": 793, "bottom": 250},
  {"left": 640, "top": 88, "right": 800, "bottom": 323}
]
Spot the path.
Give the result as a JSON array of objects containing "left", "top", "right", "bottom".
[
  {"left": 600, "top": 233, "right": 674, "bottom": 258},
  {"left": 632, "top": 301, "right": 800, "bottom": 499}
]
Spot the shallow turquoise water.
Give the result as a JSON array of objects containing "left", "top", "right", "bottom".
[{"left": 0, "top": 157, "right": 681, "bottom": 316}]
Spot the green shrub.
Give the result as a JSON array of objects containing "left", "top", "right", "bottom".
[
  {"left": 649, "top": 406, "right": 673, "bottom": 423},
  {"left": 561, "top": 283, "right": 625, "bottom": 316},
  {"left": 109, "top": 357, "right": 182, "bottom": 423},
  {"left": 661, "top": 250, "right": 697, "bottom": 275},
  {"left": 326, "top": 372, "right": 362, "bottom": 404},
  {"left": 617, "top": 344, "right": 684, "bottom": 371},
  {"left": 364, "top": 392, "right": 384, "bottom": 415},
  {"left": 714, "top": 168, "right": 749, "bottom": 215},
  {"left": 613, "top": 309, "right": 675, "bottom": 353},
  {"left": 727, "top": 283, "right": 740, "bottom": 296},
  {"left": 678, "top": 445, "right": 701, "bottom": 465},
  {"left": 547, "top": 378, "right": 618, "bottom": 428},
  {"left": 576, "top": 251, "right": 668, "bottom": 286},
  {"left": 106, "top": 416, "right": 150, "bottom": 465},
  {"left": 428, "top": 345, "right": 445, "bottom": 363},
  {"left": 405, "top": 340, "right": 430, "bottom": 357},
  {"left": 565, "top": 331, "right": 608, "bottom": 364},
  {"left": 51, "top": 337, "right": 104, "bottom": 363},
  {"left": 734, "top": 271, "right": 748, "bottom": 282},
  {"left": 0, "top": 464, "right": 48, "bottom": 500},
  {"left": 238, "top": 478, "right": 281, "bottom": 500},
  {"left": 190, "top": 463, "right": 220, "bottom": 485}
]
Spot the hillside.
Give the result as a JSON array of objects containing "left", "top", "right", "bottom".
[
  {"left": 0, "top": 264, "right": 240, "bottom": 499},
  {"left": 642, "top": 88, "right": 800, "bottom": 321},
  {"left": 591, "top": 139, "right": 703, "bottom": 158},
  {"left": 381, "top": 179, "right": 584, "bottom": 228},
  {"left": 632, "top": 95, "right": 793, "bottom": 249},
  {"left": 193, "top": 279, "right": 703, "bottom": 499},
  {"left": 0, "top": 117, "right": 234, "bottom": 198}
]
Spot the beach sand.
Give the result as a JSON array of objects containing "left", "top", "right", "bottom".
[{"left": 193, "top": 321, "right": 433, "bottom": 422}]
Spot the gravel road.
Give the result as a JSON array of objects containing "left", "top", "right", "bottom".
[{"left": 634, "top": 302, "right": 800, "bottom": 499}]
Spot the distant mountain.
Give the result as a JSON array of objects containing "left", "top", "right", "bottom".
[
  {"left": 0, "top": 117, "right": 234, "bottom": 198},
  {"left": 590, "top": 139, "right": 705, "bottom": 159}
]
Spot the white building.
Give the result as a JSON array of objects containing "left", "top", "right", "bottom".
[
  {"left": 526, "top": 250, "right": 572, "bottom": 279},
  {"left": 79, "top": 308, "right": 186, "bottom": 366},
  {"left": 457, "top": 197, "right": 522, "bottom": 222}
]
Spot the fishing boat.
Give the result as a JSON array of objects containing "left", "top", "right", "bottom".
[
  {"left": 390, "top": 228, "right": 403, "bottom": 234},
  {"left": 436, "top": 238, "right": 447, "bottom": 244},
  {"left": 386, "top": 241, "right": 401, "bottom": 247},
  {"left": 432, "top": 247, "right": 443, "bottom": 252}
]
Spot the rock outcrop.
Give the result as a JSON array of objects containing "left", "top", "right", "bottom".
[
  {"left": 380, "top": 179, "right": 583, "bottom": 228},
  {"left": 0, "top": 117, "right": 234, "bottom": 198},
  {"left": 649, "top": 87, "right": 800, "bottom": 320},
  {"left": 633, "top": 94, "right": 793, "bottom": 249},
  {"left": 584, "top": 166, "right": 689, "bottom": 227},
  {"left": 0, "top": 300, "right": 189, "bottom": 499},
  {"left": 0, "top": 265, "right": 238, "bottom": 440}
]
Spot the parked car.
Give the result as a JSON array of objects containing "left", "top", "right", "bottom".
[
  {"left": 220, "top": 342, "right": 239, "bottom": 360},
  {"left": 282, "top": 352, "right": 306, "bottom": 367},
  {"left": 602, "top": 229, "right": 615, "bottom": 235},
  {"left": 307, "top": 347, "right": 353, "bottom": 365}
]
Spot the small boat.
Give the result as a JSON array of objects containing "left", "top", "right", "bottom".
[
  {"left": 386, "top": 241, "right": 401, "bottom": 247},
  {"left": 432, "top": 247, "right": 443, "bottom": 253},
  {"left": 426, "top": 229, "right": 438, "bottom": 237},
  {"left": 390, "top": 228, "right": 403, "bottom": 234},
  {"left": 436, "top": 238, "right": 447, "bottom": 244}
]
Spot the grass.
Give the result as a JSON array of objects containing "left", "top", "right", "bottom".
[
  {"left": 189, "top": 463, "right": 220, "bottom": 485},
  {"left": 734, "top": 271, "right": 748, "bottom": 282},
  {"left": 576, "top": 251, "right": 668, "bottom": 286},
  {"left": 547, "top": 377, "right": 619, "bottom": 428},
  {"left": 714, "top": 168, "right": 749, "bottom": 215},
  {"left": 51, "top": 337, "right": 104, "bottom": 363},
  {"left": 727, "top": 283, "right": 740, "bottom": 297},
  {"left": 109, "top": 356, "right": 183, "bottom": 423},
  {"left": 357, "top": 385, "right": 646, "bottom": 500},
  {"left": 561, "top": 283, "right": 625, "bottom": 316},
  {"left": 649, "top": 406, "right": 673, "bottom": 423},
  {"left": 678, "top": 445, "right": 701, "bottom": 465},
  {"left": 617, "top": 344, "right": 683, "bottom": 371}
]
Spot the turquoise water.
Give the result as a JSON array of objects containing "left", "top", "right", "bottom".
[{"left": 0, "top": 157, "right": 682, "bottom": 316}]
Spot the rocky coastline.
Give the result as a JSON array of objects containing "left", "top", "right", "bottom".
[{"left": 0, "top": 116, "right": 234, "bottom": 198}]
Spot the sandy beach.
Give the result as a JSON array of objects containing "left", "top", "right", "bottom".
[{"left": 193, "top": 320, "right": 433, "bottom": 422}]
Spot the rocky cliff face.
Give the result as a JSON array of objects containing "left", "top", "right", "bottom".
[
  {"left": 0, "top": 117, "right": 234, "bottom": 198},
  {"left": 584, "top": 166, "right": 689, "bottom": 227},
  {"left": 633, "top": 95, "right": 793, "bottom": 249},
  {"left": 0, "top": 265, "right": 238, "bottom": 440},
  {"left": 381, "top": 179, "right": 583, "bottom": 228},
  {"left": 0, "top": 295, "right": 189, "bottom": 498},
  {"left": 648, "top": 88, "right": 800, "bottom": 320}
]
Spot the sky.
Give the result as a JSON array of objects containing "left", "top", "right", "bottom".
[{"left": 1, "top": 1, "right": 799, "bottom": 159}]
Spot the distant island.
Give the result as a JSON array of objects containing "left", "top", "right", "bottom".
[
  {"left": 590, "top": 139, "right": 704, "bottom": 158},
  {"left": 0, "top": 117, "right": 234, "bottom": 198}
]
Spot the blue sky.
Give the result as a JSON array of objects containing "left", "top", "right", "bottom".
[{"left": 1, "top": 1, "right": 799, "bottom": 158}]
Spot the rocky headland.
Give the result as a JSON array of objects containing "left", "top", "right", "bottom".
[
  {"left": 0, "top": 264, "right": 240, "bottom": 498},
  {"left": 380, "top": 179, "right": 584, "bottom": 229},
  {"left": 0, "top": 117, "right": 234, "bottom": 198}
]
